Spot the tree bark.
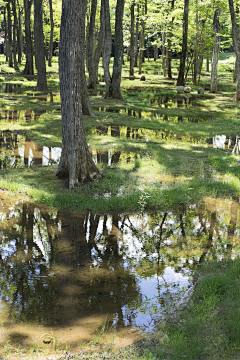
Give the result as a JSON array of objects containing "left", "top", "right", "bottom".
[
  {"left": 17, "top": 0, "right": 22, "bottom": 63},
  {"left": 56, "top": 0, "right": 103, "bottom": 189},
  {"left": 228, "top": 0, "right": 240, "bottom": 99},
  {"left": 34, "top": 0, "right": 48, "bottom": 90},
  {"left": 177, "top": 0, "right": 189, "bottom": 86},
  {"left": 22, "top": 0, "right": 34, "bottom": 75},
  {"left": 129, "top": 0, "right": 135, "bottom": 76},
  {"left": 134, "top": 4, "right": 139, "bottom": 67},
  {"left": 138, "top": 0, "right": 147, "bottom": 75},
  {"left": 110, "top": 0, "right": 125, "bottom": 98},
  {"left": 4, "top": 8, "right": 8, "bottom": 61},
  {"left": 103, "top": 0, "right": 125, "bottom": 99},
  {"left": 102, "top": 0, "right": 112, "bottom": 95},
  {"left": 12, "top": 0, "right": 19, "bottom": 70},
  {"left": 48, "top": 0, "right": 54, "bottom": 67},
  {"left": 210, "top": 9, "right": 220, "bottom": 93},
  {"left": 87, "top": 0, "right": 98, "bottom": 89},
  {"left": 193, "top": 0, "right": 199, "bottom": 84},
  {"left": 93, "top": 0, "right": 105, "bottom": 85},
  {"left": 7, "top": 1, "right": 13, "bottom": 68}
]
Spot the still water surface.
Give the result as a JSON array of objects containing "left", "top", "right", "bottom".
[{"left": 0, "top": 192, "right": 240, "bottom": 352}]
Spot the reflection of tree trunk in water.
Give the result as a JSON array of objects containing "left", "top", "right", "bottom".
[
  {"left": 157, "top": 213, "right": 167, "bottom": 271},
  {"left": 226, "top": 201, "right": 238, "bottom": 256},
  {"left": 199, "top": 211, "right": 216, "bottom": 263}
]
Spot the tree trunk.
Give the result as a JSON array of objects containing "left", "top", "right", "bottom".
[
  {"left": 228, "top": 0, "right": 240, "bottom": 100},
  {"left": 17, "top": 1, "right": 22, "bottom": 63},
  {"left": 7, "top": 1, "right": 13, "bottom": 68},
  {"left": 4, "top": 8, "right": 8, "bottom": 61},
  {"left": 48, "top": 0, "right": 54, "bottom": 67},
  {"left": 154, "top": 29, "right": 158, "bottom": 61},
  {"left": 110, "top": 0, "right": 125, "bottom": 98},
  {"left": 210, "top": 10, "right": 221, "bottom": 93},
  {"left": 134, "top": 4, "right": 139, "bottom": 67},
  {"left": 162, "top": 30, "right": 166, "bottom": 76},
  {"left": 193, "top": 0, "right": 199, "bottom": 84},
  {"left": 34, "top": 0, "right": 48, "bottom": 90},
  {"left": 12, "top": 0, "right": 19, "bottom": 70},
  {"left": 129, "top": 0, "right": 135, "bottom": 76},
  {"left": 22, "top": 0, "right": 34, "bottom": 75},
  {"left": 87, "top": 0, "right": 98, "bottom": 89},
  {"left": 56, "top": 0, "right": 103, "bottom": 189},
  {"left": 233, "top": 59, "right": 237, "bottom": 82},
  {"left": 103, "top": 0, "right": 125, "bottom": 99},
  {"left": 138, "top": 0, "right": 147, "bottom": 75},
  {"left": 177, "top": 0, "right": 189, "bottom": 86},
  {"left": 102, "top": 0, "right": 112, "bottom": 95},
  {"left": 93, "top": 0, "right": 105, "bottom": 85}
]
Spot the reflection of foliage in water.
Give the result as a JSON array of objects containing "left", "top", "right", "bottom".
[{"left": 0, "top": 198, "right": 239, "bottom": 335}]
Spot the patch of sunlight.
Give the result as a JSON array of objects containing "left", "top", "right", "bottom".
[{"left": 161, "top": 143, "right": 192, "bottom": 150}]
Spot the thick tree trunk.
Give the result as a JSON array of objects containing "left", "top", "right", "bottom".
[
  {"left": 56, "top": 0, "right": 103, "bottom": 189},
  {"left": 177, "top": 0, "right": 189, "bottom": 86},
  {"left": 22, "top": 0, "right": 34, "bottom": 75},
  {"left": 48, "top": 0, "right": 54, "bottom": 67},
  {"left": 228, "top": 0, "right": 240, "bottom": 100},
  {"left": 34, "top": 0, "right": 48, "bottom": 90},
  {"left": 87, "top": 0, "right": 98, "bottom": 89},
  {"left": 210, "top": 10, "right": 220, "bottom": 93},
  {"left": 129, "top": 0, "right": 135, "bottom": 76},
  {"left": 7, "top": 1, "right": 13, "bottom": 68}
]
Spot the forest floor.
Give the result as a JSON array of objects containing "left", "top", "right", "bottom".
[{"left": 0, "top": 53, "right": 240, "bottom": 359}]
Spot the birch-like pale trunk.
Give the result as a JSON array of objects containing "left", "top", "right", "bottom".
[{"left": 210, "top": 9, "right": 220, "bottom": 93}]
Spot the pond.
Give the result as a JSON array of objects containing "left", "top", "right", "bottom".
[
  {"left": 0, "top": 130, "right": 239, "bottom": 171},
  {"left": 1, "top": 192, "right": 239, "bottom": 354}
]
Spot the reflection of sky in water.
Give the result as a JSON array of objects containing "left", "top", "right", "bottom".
[{"left": 122, "top": 268, "right": 191, "bottom": 331}]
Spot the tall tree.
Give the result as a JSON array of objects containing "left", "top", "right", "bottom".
[
  {"left": 34, "top": 0, "right": 48, "bottom": 90},
  {"left": 210, "top": 9, "right": 221, "bottom": 93},
  {"left": 177, "top": 0, "right": 189, "bottom": 86},
  {"left": 22, "top": 0, "right": 34, "bottom": 75},
  {"left": 138, "top": 0, "right": 147, "bottom": 75},
  {"left": 48, "top": 0, "right": 54, "bottom": 67},
  {"left": 56, "top": 0, "right": 103, "bottom": 189},
  {"left": 103, "top": 0, "right": 125, "bottom": 99},
  {"left": 129, "top": 0, "right": 135, "bottom": 76},
  {"left": 228, "top": 0, "right": 240, "bottom": 100},
  {"left": 87, "top": 0, "right": 98, "bottom": 89},
  {"left": 6, "top": 0, "right": 13, "bottom": 67}
]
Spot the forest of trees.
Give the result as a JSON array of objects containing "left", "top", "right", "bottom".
[{"left": 0, "top": 0, "right": 239, "bottom": 187}]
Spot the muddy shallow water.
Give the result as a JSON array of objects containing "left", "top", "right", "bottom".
[
  {"left": 0, "top": 130, "right": 239, "bottom": 171},
  {"left": 0, "top": 192, "right": 240, "bottom": 353}
]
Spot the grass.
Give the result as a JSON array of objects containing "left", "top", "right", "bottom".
[{"left": 1, "top": 53, "right": 240, "bottom": 359}]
